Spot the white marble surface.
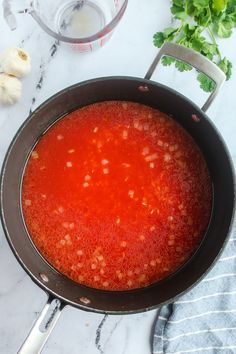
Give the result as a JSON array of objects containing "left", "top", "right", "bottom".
[{"left": 0, "top": 1, "right": 236, "bottom": 353}]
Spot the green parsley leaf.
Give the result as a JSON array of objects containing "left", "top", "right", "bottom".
[
  {"left": 161, "top": 56, "right": 176, "bottom": 66},
  {"left": 163, "top": 27, "right": 178, "bottom": 39},
  {"left": 153, "top": 0, "right": 235, "bottom": 91},
  {"left": 191, "top": 36, "right": 205, "bottom": 51},
  {"left": 215, "top": 16, "right": 234, "bottom": 37},
  {"left": 186, "top": 1, "right": 196, "bottom": 16},
  {"left": 171, "top": 0, "right": 188, "bottom": 20},
  {"left": 153, "top": 28, "right": 178, "bottom": 48},
  {"left": 153, "top": 32, "right": 165, "bottom": 48},
  {"left": 201, "top": 42, "right": 218, "bottom": 59},
  {"left": 175, "top": 60, "right": 193, "bottom": 72},
  {"left": 197, "top": 73, "right": 216, "bottom": 92},
  {"left": 218, "top": 57, "right": 233, "bottom": 79},
  {"left": 193, "top": 0, "right": 210, "bottom": 8},
  {"left": 212, "top": 0, "right": 228, "bottom": 13},
  {"left": 195, "top": 6, "right": 212, "bottom": 26},
  {"left": 226, "top": 0, "right": 236, "bottom": 20}
]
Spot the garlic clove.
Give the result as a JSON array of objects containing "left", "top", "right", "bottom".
[
  {"left": 0, "top": 73, "right": 22, "bottom": 104},
  {"left": 0, "top": 47, "right": 31, "bottom": 78}
]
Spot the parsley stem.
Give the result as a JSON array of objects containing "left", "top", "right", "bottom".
[
  {"left": 207, "top": 26, "right": 222, "bottom": 61},
  {"left": 173, "top": 23, "right": 184, "bottom": 40}
]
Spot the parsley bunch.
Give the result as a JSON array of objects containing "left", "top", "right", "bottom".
[{"left": 153, "top": 0, "right": 236, "bottom": 92}]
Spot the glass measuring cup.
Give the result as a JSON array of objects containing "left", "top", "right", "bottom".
[{"left": 16, "top": 0, "right": 128, "bottom": 52}]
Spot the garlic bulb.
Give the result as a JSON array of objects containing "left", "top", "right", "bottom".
[
  {"left": 0, "top": 73, "right": 22, "bottom": 104},
  {"left": 0, "top": 47, "right": 31, "bottom": 78}
]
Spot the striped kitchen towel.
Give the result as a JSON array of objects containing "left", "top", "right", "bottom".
[{"left": 153, "top": 219, "right": 236, "bottom": 354}]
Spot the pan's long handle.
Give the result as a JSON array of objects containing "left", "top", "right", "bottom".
[
  {"left": 145, "top": 42, "right": 226, "bottom": 112},
  {"left": 18, "top": 297, "right": 64, "bottom": 354}
]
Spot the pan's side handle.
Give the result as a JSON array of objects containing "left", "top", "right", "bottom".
[
  {"left": 145, "top": 42, "right": 226, "bottom": 112},
  {"left": 18, "top": 296, "right": 64, "bottom": 354}
]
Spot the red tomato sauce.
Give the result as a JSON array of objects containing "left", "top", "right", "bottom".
[{"left": 22, "top": 101, "right": 212, "bottom": 290}]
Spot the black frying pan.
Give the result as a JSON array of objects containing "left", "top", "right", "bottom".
[{"left": 0, "top": 43, "right": 235, "bottom": 353}]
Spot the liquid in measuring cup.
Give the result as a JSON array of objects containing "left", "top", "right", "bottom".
[
  {"left": 10, "top": 0, "right": 128, "bottom": 51},
  {"left": 56, "top": 0, "right": 113, "bottom": 38}
]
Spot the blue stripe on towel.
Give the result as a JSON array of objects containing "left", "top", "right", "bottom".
[{"left": 153, "top": 219, "right": 236, "bottom": 354}]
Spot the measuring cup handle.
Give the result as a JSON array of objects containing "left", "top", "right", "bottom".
[{"left": 145, "top": 42, "right": 226, "bottom": 112}]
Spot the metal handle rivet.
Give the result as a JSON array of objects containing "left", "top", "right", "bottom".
[
  {"left": 39, "top": 273, "right": 49, "bottom": 282},
  {"left": 138, "top": 85, "right": 149, "bottom": 92},
  {"left": 79, "top": 296, "right": 91, "bottom": 305},
  {"left": 192, "top": 114, "right": 201, "bottom": 123}
]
